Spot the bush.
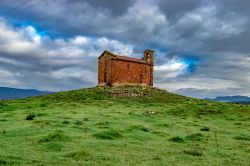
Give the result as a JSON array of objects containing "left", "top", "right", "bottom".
[
  {"left": 26, "top": 113, "right": 35, "bottom": 120},
  {"left": 0, "top": 159, "right": 7, "bottom": 165},
  {"left": 74, "top": 120, "right": 83, "bottom": 125},
  {"left": 0, "top": 102, "right": 7, "bottom": 107},
  {"left": 234, "top": 135, "right": 249, "bottom": 141},
  {"left": 62, "top": 120, "right": 70, "bottom": 124},
  {"left": 83, "top": 117, "right": 89, "bottom": 121},
  {"left": 40, "top": 102, "right": 48, "bottom": 107},
  {"left": 200, "top": 127, "right": 210, "bottom": 131},
  {"left": 170, "top": 136, "right": 185, "bottom": 143}
]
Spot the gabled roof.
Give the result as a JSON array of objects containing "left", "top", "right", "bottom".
[
  {"left": 113, "top": 55, "right": 151, "bottom": 64},
  {"left": 98, "top": 50, "right": 117, "bottom": 59},
  {"left": 144, "top": 49, "right": 154, "bottom": 53},
  {"left": 98, "top": 50, "right": 152, "bottom": 65}
]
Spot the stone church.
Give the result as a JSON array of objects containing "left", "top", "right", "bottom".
[{"left": 98, "top": 49, "right": 154, "bottom": 86}]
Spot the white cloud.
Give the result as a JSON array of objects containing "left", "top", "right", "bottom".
[
  {"left": 0, "top": 22, "right": 39, "bottom": 53},
  {"left": 69, "top": 36, "right": 89, "bottom": 45},
  {"left": 155, "top": 57, "right": 189, "bottom": 78},
  {"left": 0, "top": 19, "right": 134, "bottom": 91}
]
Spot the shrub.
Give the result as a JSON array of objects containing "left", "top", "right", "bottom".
[
  {"left": 26, "top": 113, "right": 35, "bottom": 120},
  {"left": 200, "top": 127, "right": 210, "bottom": 131},
  {"left": 161, "top": 123, "right": 170, "bottom": 127},
  {"left": 141, "top": 127, "right": 149, "bottom": 132},
  {"left": 62, "top": 120, "right": 70, "bottom": 124},
  {"left": 83, "top": 117, "right": 89, "bottom": 121},
  {"left": 170, "top": 136, "right": 185, "bottom": 143},
  {"left": 234, "top": 135, "right": 249, "bottom": 141},
  {"left": 0, "top": 102, "right": 6, "bottom": 107},
  {"left": 40, "top": 102, "right": 48, "bottom": 107},
  {"left": 0, "top": 159, "right": 7, "bottom": 165},
  {"left": 74, "top": 120, "right": 83, "bottom": 125},
  {"left": 153, "top": 156, "right": 161, "bottom": 160}
]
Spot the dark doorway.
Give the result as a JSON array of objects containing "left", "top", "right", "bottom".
[
  {"left": 140, "top": 74, "right": 143, "bottom": 83},
  {"left": 104, "top": 72, "right": 107, "bottom": 82}
]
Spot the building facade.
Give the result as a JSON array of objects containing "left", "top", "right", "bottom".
[{"left": 98, "top": 49, "right": 154, "bottom": 86}]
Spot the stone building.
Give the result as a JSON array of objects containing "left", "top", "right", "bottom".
[{"left": 98, "top": 49, "right": 154, "bottom": 86}]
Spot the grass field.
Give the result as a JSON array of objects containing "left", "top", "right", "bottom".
[{"left": 0, "top": 86, "right": 249, "bottom": 165}]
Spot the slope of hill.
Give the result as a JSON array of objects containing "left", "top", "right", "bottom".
[
  {"left": 0, "top": 87, "right": 52, "bottom": 100},
  {"left": 206, "top": 95, "right": 250, "bottom": 104},
  {"left": 0, "top": 86, "right": 249, "bottom": 165}
]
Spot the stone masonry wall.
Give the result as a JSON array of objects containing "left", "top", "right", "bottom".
[
  {"left": 110, "top": 60, "right": 152, "bottom": 86},
  {"left": 98, "top": 51, "right": 153, "bottom": 86}
]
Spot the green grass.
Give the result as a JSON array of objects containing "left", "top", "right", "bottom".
[
  {"left": 185, "top": 133, "right": 204, "bottom": 141},
  {"left": 93, "top": 130, "right": 124, "bottom": 140},
  {"left": 0, "top": 86, "right": 250, "bottom": 165}
]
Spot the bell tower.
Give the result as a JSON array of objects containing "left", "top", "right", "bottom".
[{"left": 143, "top": 49, "right": 154, "bottom": 64}]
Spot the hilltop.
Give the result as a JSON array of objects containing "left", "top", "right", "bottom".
[{"left": 0, "top": 86, "right": 249, "bottom": 165}]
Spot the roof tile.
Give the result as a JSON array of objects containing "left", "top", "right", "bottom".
[{"left": 113, "top": 55, "right": 151, "bottom": 64}]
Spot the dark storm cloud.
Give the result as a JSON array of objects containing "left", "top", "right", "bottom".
[
  {"left": 157, "top": 0, "right": 202, "bottom": 20},
  {"left": 77, "top": 0, "right": 134, "bottom": 15},
  {"left": 2, "top": 0, "right": 248, "bottom": 50},
  {"left": 0, "top": 0, "right": 250, "bottom": 97}
]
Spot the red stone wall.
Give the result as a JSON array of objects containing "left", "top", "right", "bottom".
[
  {"left": 110, "top": 60, "right": 152, "bottom": 86},
  {"left": 98, "top": 53, "right": 110, "bottom": 85},
  {"left": 98, "top": 52, "right": 153, "bottom": 86}
]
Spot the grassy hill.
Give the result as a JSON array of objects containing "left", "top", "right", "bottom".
[{"left": 0, "top": 86, "right": 249, "bottom": 165}]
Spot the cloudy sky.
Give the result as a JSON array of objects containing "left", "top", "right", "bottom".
[{"left": 0, "top": 0, "right": 249, "bottom": 98}]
